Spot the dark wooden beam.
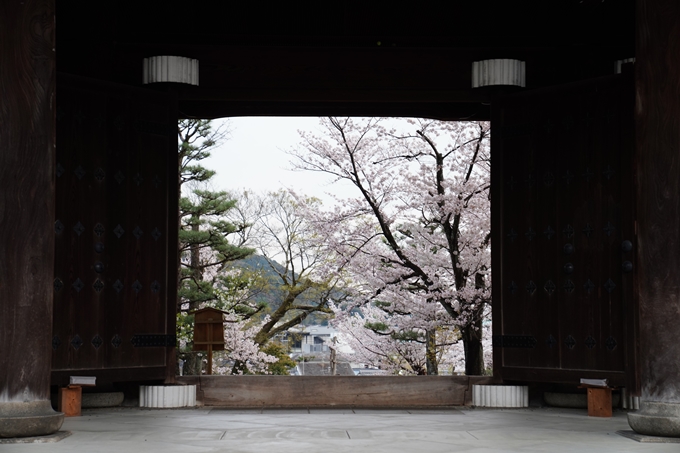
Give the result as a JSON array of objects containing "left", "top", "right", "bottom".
[
  {"left": 51, "top": 367, "right": 169, "bottom": 387},
  {"left": 104, "top": 43, "right": 623, "bottom": 119},
  {"left": 54, "top": 1, "right": 633, "bottom": 121},
  {"left": 501, "top": 368, "right": 627, "bottom": 388},
  {"left": 121, "top": 43, "right": 631, "bottom": 90},
  {"left": 58, "top": 1, "right": 635, "bottom": 50},
  {"left": 177, "top": 88, "right": 491, "bottom": 104},
  {"left": 177, "top": 100, "right": 491, "bottom": 122}
]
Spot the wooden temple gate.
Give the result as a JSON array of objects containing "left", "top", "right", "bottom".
[
  {"left": 2, "top": 0, "right": 680, "bottom": 439},
  {"left": 51, "top": 75, "right": 178, "bottom": 386},
  {"left": 493, "top": 74, "right": 638, "bottom": 389}
]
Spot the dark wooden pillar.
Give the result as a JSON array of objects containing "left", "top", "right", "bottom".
[
  {"left": 0, "top": 0, "right": 64, "bottom": 438},
  {"left": 628, "top": 0, "right": 680, "bottom": 437}
]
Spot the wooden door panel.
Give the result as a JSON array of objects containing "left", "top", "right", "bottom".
[
  {"left": 52, "top": 74, "right": 177, "bottom": 384},
  {"left": 492, "top": 74, "right": 636, "bottom": 387}
]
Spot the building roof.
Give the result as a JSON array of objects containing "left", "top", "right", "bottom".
[
  {"left": 296, "top": 362, "right": 355, "bottom": 376},
  {"left": 288, "top": 326, "right": 338, "bottom": 336}
]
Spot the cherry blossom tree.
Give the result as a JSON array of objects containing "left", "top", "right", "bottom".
[
  {"left": 291, "top": 117, "right": 491, "bottom": 375},
  {"left": 178, "top": 189, "right": 344, "bottom": 375},
  {"left": 332, "top": 302, "right": 460, "bottom": 375},
  {"left": 246, "top": 190, "right": 337, "bottom": 347},
  {"left": 213, "top": 189, "right": 349, "bottom": 374},
  {"left": 213, "top": 314, "right": 277, "bottom": 375},
  {"left": 442, "top": 320, "right": 494, "bottom": 374}
]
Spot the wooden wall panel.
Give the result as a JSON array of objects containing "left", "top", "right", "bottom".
[
  {"left": 492, "top": 74, "right": 636, "bottom": 387},
  {"left": 51, "top": 74, "right": 177, "bottom": 385}
]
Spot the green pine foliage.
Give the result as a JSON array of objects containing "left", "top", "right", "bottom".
[
  {"left": 175, "top": 121, "right": 337, "bottom": 371},
  {"left": 177, "top": 119, "right": 254, "bottom": 313},
  {"left": 260, "top": 342, "right": 297, "bottom": 375}
]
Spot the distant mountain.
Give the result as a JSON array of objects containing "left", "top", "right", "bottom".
[
  {"left": 227, "top": 255, "right": 332, "bottom": 325},
  {"left": 236, "top": 254, "right": 287, "bottom": 276}
]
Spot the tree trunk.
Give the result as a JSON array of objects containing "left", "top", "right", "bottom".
[
  {"left": 178, "top": 351, "right": 203, "bottom": 375},
  {"left": 462, "top": 272, "right": 487, "bottom": 375},
  {"left": 189, "top": 219, "right": 202, "bottom": 311},
  {"left": 177, "top": 152, "right": 183, "bottom": 311},
  {"left": 462, "top": 318, "right": 484, "bottom": 375},
  {"left": 425, "top": 329, "right": 439, "bottom": 375},
  {"left": 231, "top": 359, "right": 247, "bottom": 375}
]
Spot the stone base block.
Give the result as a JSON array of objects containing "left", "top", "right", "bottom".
[
  {"left": 628, "top": 402, "right": 680, "bottom": 438},
  {"left": 472, "top": 385, "right": 528, "bottom": 408},
  {"left": 0, "top": 431, "right": 71, "bottom": 444},
  {"left": 0, "top": 401, "right": 64, "bottom": 438},
  {"left": 140, "top": 385, "right": 197, "bottom": 408},
  {"left": 82, "top": 392, "right": 124, "bottom": 408}
]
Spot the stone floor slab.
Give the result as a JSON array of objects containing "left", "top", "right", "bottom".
[
  {"left": 617, "top": 430, "right": 680, "bottom": 443},
  {"left": 3, "top": 407, "right": 680, "bottom": 452}
]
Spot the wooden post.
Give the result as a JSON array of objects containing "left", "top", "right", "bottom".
[
  {"left": 192, "top": 308, "right": 225, "bottom": 375},
  {"left": 330, "top": 347, "right": 337, "bottom": 376},
  {"left": 206, "top": 313, "right": 212, "bottom": 375},
  {"left": 0, "top": 0, "right": 64, "bottom": 438},
  {"left": 635, "top": 0, "right": 680, "bottom": 403},
  {"left": 628, "top": 0, "right": 680, "bottom": 437},
  {"left": 207, "top": 344, "right": 213, "bottom": 375}
]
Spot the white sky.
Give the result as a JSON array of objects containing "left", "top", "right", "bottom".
[{"left": 201, "top": 117, "right": 356, "bottom": 206}]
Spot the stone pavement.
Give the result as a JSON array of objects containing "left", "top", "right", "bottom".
[{"left": 2, "top": 406, "right": 678, "bottom": 452}]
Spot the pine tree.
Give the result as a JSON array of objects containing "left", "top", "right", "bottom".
[{"left": 176, "top": 119, "right": 254, "bottom": 313}]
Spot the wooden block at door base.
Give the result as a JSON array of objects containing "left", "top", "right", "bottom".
[
  {"left": 587, "top": 387, "right": 612, "bottom": 417},
  {"left": 58, "top": 385, "right": 82, "bottom": 417}
]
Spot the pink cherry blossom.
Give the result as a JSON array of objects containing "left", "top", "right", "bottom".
[{"left": 290, "top": 118, "right": 491, "bottom": 375}]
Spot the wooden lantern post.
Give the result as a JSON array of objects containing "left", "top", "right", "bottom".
[{"left": 191, "top": 308, "right": 226, "bottom": 375}]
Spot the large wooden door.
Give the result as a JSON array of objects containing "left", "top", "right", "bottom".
[
  {"left": 491, "top": 74, "right": 638, "bottom": 389},
  {"left": 51, "top": 74, "right": 178, "bottom": 385}
]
